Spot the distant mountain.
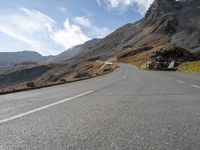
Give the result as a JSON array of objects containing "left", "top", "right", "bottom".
[
  {"left": 0, "top": 39, "right": 100, "bottom": 68},
  {"left": 0, "top": 51, "right": 46, "bottom": 68},
  {"left": 49, "top": 38, "right": 100, "bottom": 62}
]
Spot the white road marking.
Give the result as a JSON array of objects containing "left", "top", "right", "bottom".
[
  {"left": 176, "top": 80, "right": 185, "bottom": 84},
  {"left": 190, "top": 84, "right": 200, "bottom": 89},
  {"left": 105, "top": 61, "right": 113, "bottom": 65},
  {"left": 123, "top": 75, "right": 128, "bottom": 79},
  {"left": 0, "top": 90, "right": 94, "bottom": 124}
]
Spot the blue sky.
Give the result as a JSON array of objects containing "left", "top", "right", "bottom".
[{"left": 0, "top": 0, "right": 154, "bottom": 55}]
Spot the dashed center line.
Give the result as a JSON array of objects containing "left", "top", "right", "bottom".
[
  {"left": 123, "top": 75, "right": 128, "bottom": 79},
  {"left": 0, "top": 90, "right": 94, "bottom": 124},
  {"left": 176, "top": 80, "right": 185, "bottom": 84},
  {"left": 176, "top": 80, "right": 200, "bottom": 89},
  {"left": 190, "top": 84, "right": 200, "bottom": 89}
]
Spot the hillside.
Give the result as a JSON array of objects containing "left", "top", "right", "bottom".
[
  {"left": 49, "top": 38, "right": 100, "bottom": 62},
  {"left": 0, "top": 39, "right": 100, "bottom": 68},
  {"left": 0, "top": 60, "right": 117, "bottom": 94},
  {"left": 74, "top": 0, "right": 200, "bottom": 69},
  {"left": 0, "top": 51, "right": 46, "bottom": 68}
]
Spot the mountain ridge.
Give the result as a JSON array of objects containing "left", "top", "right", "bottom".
[
  {"left": 0, "top": 38, "right": 100, "bottom": 67},
  {"left": 0, "top": 51, "right": 46, "bottom": 68},
  {"left": 49, "top": 38, "right": 100, "bottom": 62},
  {"left": 72, "top": 0, "right": 200, "bottom": 67}
]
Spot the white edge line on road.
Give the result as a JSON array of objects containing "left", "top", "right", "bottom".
[
  {"left": 176, "top": 80, "right": 185, "bottom": 84},
  {"left": 123, "top": 75, "right": 128, "bottom": 79},
  {"left": 0, "top": 90, "right": 94, "bottom": 124},
  {"left": 190, "top": 84, "right": 200, "bottom": 89}
]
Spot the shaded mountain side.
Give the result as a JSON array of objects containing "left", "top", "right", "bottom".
[
  {"left": 0, "top": 62, "right": 40, "bottom": 75},
  {"left": 0, "top": 64, "right": 50, "bottom": 88},
  {"left": 170, "top": 0, "right": 200, "bottom": 51},
  {"left": 0, "top": 60, "right": 117, "bottom": 93},
  {"left": 49, "top": 38, "right": 100, "bottom": 62},
  {"left": 72, "top": 0, "right": 200, "bottom": 69},
  {"left": 0, "top": 51, "right": 47, "bottom": 68}
]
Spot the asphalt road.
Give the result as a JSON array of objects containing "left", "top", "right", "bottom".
[{"left": 0, "top": 64, "right": 200, "bottom": 150}]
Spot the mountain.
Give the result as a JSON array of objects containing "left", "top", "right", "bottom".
[
  {"left": 0, "top": 51, "right": 46, "bottom": 68},
  {"left": 1, "top": 0, "right": 199, "bottom": 68},
  {"left": 74, "top": 0, "right": 200, "bottom": 68},
  {"left": 0, "top": 60, "right": 117, "bottom": 94},
  {"left": 0, "top": 39, "right": 100, "bottom": 68},
  {"left": 49, "top": 38, "right": 100, "bottom": 62}
]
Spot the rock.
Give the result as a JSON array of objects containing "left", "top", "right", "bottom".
[
  {"left": 143, "top": 46, "right": 197, "bottom": 70},
  {"left": 26, "top": 82, "right": 35, "bottom": 88}
]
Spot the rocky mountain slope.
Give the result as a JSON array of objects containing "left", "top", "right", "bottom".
[{"left": 74, "top": 0, "right": 200, "bottom": 69}]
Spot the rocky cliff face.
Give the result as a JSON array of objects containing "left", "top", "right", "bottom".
[
  {"left": 74, "top": 0, "right": 200, "bottom": 69},
  {"left": 144, "top": 0, "right": 181, "bottom": 34},
  {"left": 171, "top": 0, "right": 200, "bottom": 51},
  {"left": 142, "top": 0, "right": 200, "bottom": 51}
]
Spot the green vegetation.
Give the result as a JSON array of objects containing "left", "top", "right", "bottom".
[{"left": 177, "top": 61, "right": 200, "bottom": 73}]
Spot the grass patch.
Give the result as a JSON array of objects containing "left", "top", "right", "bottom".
[{"left": 177, "top": 61, "right": 200, "bottom": 73}]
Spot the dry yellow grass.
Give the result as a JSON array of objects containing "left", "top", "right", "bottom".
[
  {"left": 177, "top": 61, "right": 200, "bottom": 73},
  {"left": 118, "top": 49, "right": 154, "bottom": 68}
]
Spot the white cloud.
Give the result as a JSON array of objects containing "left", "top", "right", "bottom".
[
  {"left": 82, "top": 9, "right": 94, "bottom": 17},
  {"left": 96, "top": 0, "right": 101, "bottom": 6},
  {"left": 74, "top": 16, "right": 92, "bottom": 28},
  {"left": 74, "top": 16, "right": 111, "bottom": 38},
  {"left": 105, "top": 0, "right": 154, "bottom": 15},
  {"left": 57, "top": 7, "right": 67, "bottom": 12},
  {"left": 52, "top": 19, "right": 89, "bottom": 50},
  {"left": 0, "top": 8, "right": 90, "bottom": 55},
  {"left": 89, "top": 26, "right": 111, "bottom": 38},
  {"left": 0, "top": 8, "right": 112, "bottom": 55}
]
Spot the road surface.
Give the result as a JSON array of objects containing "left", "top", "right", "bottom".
[{"left": 0, "top": 64, "right": 200, "bottom": 150}]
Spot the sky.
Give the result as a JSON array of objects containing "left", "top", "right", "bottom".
[{"left": 0, "top": 0, "right": 154, "bottom": 56}]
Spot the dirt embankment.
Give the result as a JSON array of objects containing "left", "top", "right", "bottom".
[{"left": 0, "top": 61, "right": 117, "bottom": 95}]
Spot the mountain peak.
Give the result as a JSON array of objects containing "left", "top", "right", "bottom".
[
  {"left": 145, "top": 0, "right": 181, "bottom": 19},
  {"left": 142, "top": 0, "right": 182, "bottom": 34}
]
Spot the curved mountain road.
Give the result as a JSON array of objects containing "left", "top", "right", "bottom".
[{"left": 0, "top": 64, "right": 200, "bottom": 150}]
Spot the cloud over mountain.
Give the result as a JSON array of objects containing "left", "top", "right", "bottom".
[
  {"left": 104, "top": 0, "right": 154, "bottom": 15},
  {"left": 74, "top": 16, "right": 111, "bottom": 38},
  {"left": 0, "top": 8, "right": 110, "bottom": 55}
]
